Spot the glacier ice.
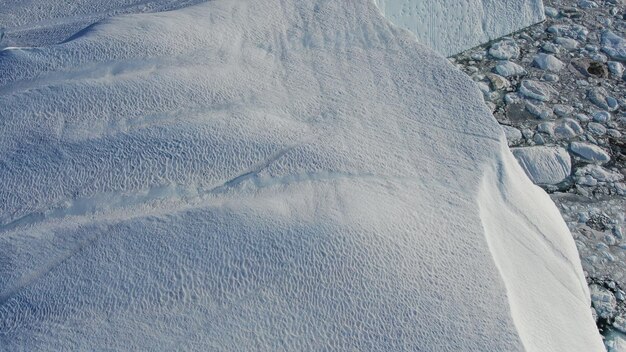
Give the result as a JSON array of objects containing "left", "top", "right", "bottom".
[
  {"left": 0, "top": 0, "right": 602, "bottom": 351},
  {"left": 373, "top": 0, "right": 545, "bottom": 56}
]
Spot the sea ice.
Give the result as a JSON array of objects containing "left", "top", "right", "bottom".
[{"left": 511, "top": 146, "right": 572, "bottom": 185}]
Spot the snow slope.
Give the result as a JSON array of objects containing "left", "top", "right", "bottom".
[
  {"left": 0, "top": 0, "right": 601, "bottom": 350},
  {"left": 373, "top": 0, "right": 545, "bottom": 56},
  {"left": 0, "top": 0, "right": 206, "bottom": 47}
]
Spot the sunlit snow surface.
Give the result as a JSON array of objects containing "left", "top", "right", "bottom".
[
  {"left": 0, "top": 0, "right": 602, "bottom": 350},
  {"left": 0, "top": 0, "right": 206, "bottom": 47}
]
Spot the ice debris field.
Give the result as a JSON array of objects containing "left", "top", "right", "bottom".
[{"left": 0, "top": 0, "right": 605, "bottom": 350}]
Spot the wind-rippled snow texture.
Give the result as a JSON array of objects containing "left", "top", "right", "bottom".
[
  {"left": 0, "top": 0, "right": 601, "bottom": 350},
  {"left": 0, "top": 0, "right": 207, "bottom": 47},
  {"left": 373, "top": 0, "right": 545, "bottom": 56}
]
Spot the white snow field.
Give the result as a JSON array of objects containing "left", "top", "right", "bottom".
[
  {"left": 0, "top": 0, "right": 602, "bottom": 351},
  {"left": 373, "top": 0, "right": 545, "bottom": 56},
  {"left": 0, "top": 0, "right": 207, "bottom": 47}
]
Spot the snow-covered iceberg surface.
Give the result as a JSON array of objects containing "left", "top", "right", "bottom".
[
  {"left": 0, "top": 0, "right": 601, "bottom": 350},
  {"left": 0, "top": 0, "right": 207, "bottom": 47},
  {"left": 373, "top": 0, "right": 545, "bottom": 56}
]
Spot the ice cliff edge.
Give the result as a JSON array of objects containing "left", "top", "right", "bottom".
[{"left": 373, "top": 0, "right": 545, "bottom": 56}]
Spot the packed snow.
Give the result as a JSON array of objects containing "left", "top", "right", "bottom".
[
  {"left": 0, "top": 0, "right": 603, "bottom": 350},
  {"left": 372, "top": 0, "right": 545, "bottom": 56},
  {"left": 0, "top": 0, "right": 206, "bottom": 47}
]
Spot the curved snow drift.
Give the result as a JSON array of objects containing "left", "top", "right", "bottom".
[
  {"left": 0, "top": 0, "right": 601, "bottom": 350},
  {"left": 479, "top": 142, "right": 599, "bottom": 351}
]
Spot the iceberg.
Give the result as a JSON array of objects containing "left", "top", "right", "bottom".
[
  {"left": 373, "top": 0, "right": 545, "bottom": 56},
  {"left": 0, "top": 0, "right": 601, "bottom": 350},
  {"left": 0, "top": 0, "right": 545, "bottom": 56}
]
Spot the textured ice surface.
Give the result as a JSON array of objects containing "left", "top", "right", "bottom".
[
  {"left": 1, "top": 0, "right": 545, "bottom": 56},
  {"left": 0, "top": 0, "right": 206, "bottom": 46},
  {"left": 0, "top": 0, "right": 601, "bottom": 350},
  {"left": 511, "top": 146, "right": 572, "bottom": 185},
  {"left": 373, "top": 0, "right": 545, "bottom": 56}
]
